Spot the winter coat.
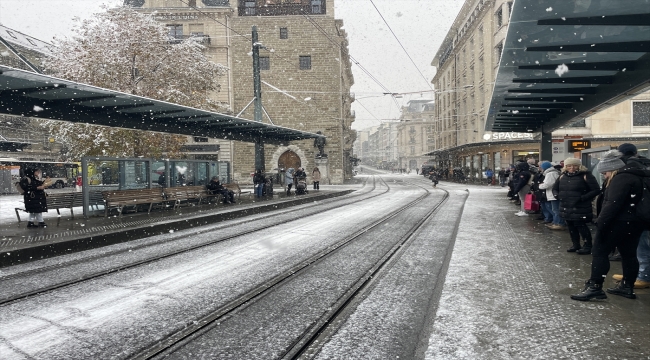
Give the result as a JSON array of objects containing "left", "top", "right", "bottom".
[
  {"left": 20, "top": 172, "right": 48, "bottom": 213},
  {"left": 596, "top": 161, "right": 650, "bottom": 232},
  {"left": 513, "top": 162, "right": 532, "bottom": 194},
  {"left": 253, "top": 173, "right": 265, "bottom": 185},
  {"left": 207, "top": 180, "right": 225, "bottom": 194},
  {"left": 486, "top": 170, "right": 494, "bottom": 178},
  {"left": 552, "top": 167, "right": 600, "bottom": 222},
  {"left": 284, "top": 168, "right": 295, "bottom": 185},
  {"left": 312, "top": 170, "right": 321, "bottom": 182},
  {"left": 538, "top": 167, "right": 560, "bottom": 201}
]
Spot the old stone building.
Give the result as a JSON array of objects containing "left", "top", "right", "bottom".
[
  {"left": 130, "top": 0, "right": 355, "bottom": 184},
  {"left": 396, "top": 99, "right": 435, "bottom": 172},
  {"left": 429, "top": 0, "right": 649, "bottom": 180}
]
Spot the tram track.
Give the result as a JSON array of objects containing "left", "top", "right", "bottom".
[
  {"left": 0, "top": 176, "right": 390, "bottom": 306},
  {"left": 129, "top": 180, "right": 450, "bottom": 360}
]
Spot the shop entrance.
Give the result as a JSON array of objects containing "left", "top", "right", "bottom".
[{"left": 512, "top": 150, "right": 539, "bottom": 163}]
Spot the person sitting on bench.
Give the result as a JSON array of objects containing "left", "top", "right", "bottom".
[{"left": 207, "top": 177, "right": 235, "bottom": 204}]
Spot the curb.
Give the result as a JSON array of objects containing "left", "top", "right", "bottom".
[{"left": 1, "top": 190, "right": 354, "bottom": 268}]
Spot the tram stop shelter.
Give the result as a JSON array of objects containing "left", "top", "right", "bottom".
[
  {"left": 0, "top": 65, "right": 325, "bottom": 215},
  {"left": 486, "top": 0, "right": 650, "bottom": 160}
]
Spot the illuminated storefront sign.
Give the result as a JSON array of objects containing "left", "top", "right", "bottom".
[{"left": 483, "top": 132, "right": 534, "bottom": 141}]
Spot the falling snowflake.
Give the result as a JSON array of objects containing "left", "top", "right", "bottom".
[
  {"left": 555, "top": 64, "right": 569, "bottom": 77},
  {"left": 33, "top": 105, "right": 44, "bottom": 112}
]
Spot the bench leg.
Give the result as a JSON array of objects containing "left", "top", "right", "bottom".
[
  {"left": 70, "top": 208, "right": 74, "bottom": 218},
  {"left": 15, "top": 208, "right": 21, "bottom": 222},
  {"left": 148, "top": 203, "right": 153, "bottom": 214},
  {"left": 56, "top": 209, "right": 61, "bottom": 215}
]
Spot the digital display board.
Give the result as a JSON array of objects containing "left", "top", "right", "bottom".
[{"left": 568, "top": 140, "right": 591, "bottom": 152}]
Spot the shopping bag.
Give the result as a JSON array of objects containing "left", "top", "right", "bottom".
[{"left": 524, "top": 193, "right": 539, "bottom": 211}]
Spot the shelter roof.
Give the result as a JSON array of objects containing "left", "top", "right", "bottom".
[
  {"left": 486, "top": 0, "right": 650, "bottom": 133},
  {"left": 0, "top": 65, "right": 325, "bottom": 145}
]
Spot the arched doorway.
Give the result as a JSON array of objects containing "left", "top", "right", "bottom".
[{"left": 278, "top": 150, "right": 301, "bottom": 170}]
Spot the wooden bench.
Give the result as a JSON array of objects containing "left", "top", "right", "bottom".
[
  {"left": 15, "top": 191, "right": 104, "bottom": 222},
  {"left": 224, "top": 182, "right": 252, "bottom": 200},
  {"left": 164, "top": 186, "right": 206, "bottom": 209},
  {"left": 102, "top": 188, "right": 165, "bottom": 217}
]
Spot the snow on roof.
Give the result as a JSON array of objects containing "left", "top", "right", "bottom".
[{"left": 0, "top": 24, "right": 55, "bottom": 57}]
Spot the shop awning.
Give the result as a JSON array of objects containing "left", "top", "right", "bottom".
[
  {"left": 0, "top": 65, "right": 325, "bottom": 145},
  {"left": 486, "top": 0, "right": 650, "bottom": 133}
]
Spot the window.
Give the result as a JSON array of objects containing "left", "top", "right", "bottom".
[
  {"left": 299, "top": 55, "right": 312, "bottom": 70},
  {"left": 496, "top": 7, "right": 503, "bottom": 28},
  {"left": 188, "top": 0, "right": 196, "bottom": 6},
  {"left": 311, "top": 0, "right": 322, "bottom": 14},
  {"left": 194, "top": 137, "right": 209, "bottom": 143},
  {"left": 259, "top": 56, "right": 270, "bottom": 70},
  {"left": 564, "top": 118, "right": 586, "bottom": 128},
  {"left": 507, "top": 1, "right": 513, "bottom": 16},
  {"left": 633, "top": 102, "right": 650, "bottom": 127},
  {"left": 244, "top": 1, "right": 256, "bottom": 15},
  {"left": 495, "top": 41, "right": 504, "bottom": 64},
  {"left": 410, "top": 146, "right": 415, "bottom": 155},
  {"left": 167, "top": 25, "right": 183, "bottom": 39},
  {"left": 280, "top": 27, "right": 288, "bottom": 39}
]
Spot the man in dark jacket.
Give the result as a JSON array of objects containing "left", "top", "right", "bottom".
[
  {"left": 207, "top": 177, "right": 235, "bottom": 204},
  {"left": 610, "top": 144, "right": 650, "bottom": 289},
  {"left": 572, "top": 150, "right": 650, "bottom": 301},
  {"left": 253, "top": 170, "right": 265, "bottom": 198},
  {"left": 512, "top": 162, "right": 532, "bottom": 216},
  {"left": 552, "top": 158, "right": 600, "bottom": 253}
]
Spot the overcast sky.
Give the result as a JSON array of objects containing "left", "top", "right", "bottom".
[{"left": 0, "top": 0, "right": 463, "bottom": 131}]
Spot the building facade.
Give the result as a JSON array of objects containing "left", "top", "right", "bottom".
[
  {"left": 396, "top": 99, "right": 435, "bottom": 172},
  {"left": 429, "top": 0, "right": 649, "bottom": 181},
  {"left": 130, "top": 0, "right": 355, "bottom": 184}
]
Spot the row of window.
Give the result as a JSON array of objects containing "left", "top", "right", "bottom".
[
  {"left": 260, "top": 55, "right": 312, "bottom": 70},
  {"left": 167, "top": 25, "right": 290, "bottom": 40}
]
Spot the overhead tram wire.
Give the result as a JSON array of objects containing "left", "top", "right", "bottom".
[
  {"left": 369, "top": 0, "right": 434, "bottom": 92},
  {"left": 299, "top": 11, "right": 403, "bottom": 112}
]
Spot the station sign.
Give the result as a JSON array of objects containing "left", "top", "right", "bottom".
[
  {"left": 567, "top": 140, "right": 591, "bottom": 152},
  {"left": 483, "top": 132, "right": 535, "bottom": 141}
]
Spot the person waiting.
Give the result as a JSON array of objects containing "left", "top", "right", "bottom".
[
  {"left": 253, "top": 170, "right": 265, "bottom": 198},
  {"left": 207, "top": 177, "right": 235, "bottom": 204}
]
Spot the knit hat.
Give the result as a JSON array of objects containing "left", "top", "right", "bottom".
[
  {"left": 596, "top": 150, "right": 625, "bottom": 173},
  {"left": 618, "top": 143, "right": 637, "bottom": 156},
  {"left": 540, "top": 161, "right": 553, "bottom": 171},
  {"left": 564, "top": 158, "right": 582, "bottom": 166}
]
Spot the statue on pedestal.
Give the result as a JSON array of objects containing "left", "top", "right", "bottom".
[{"left": 314, "top": 131, "right": 327, "bottom": 158}]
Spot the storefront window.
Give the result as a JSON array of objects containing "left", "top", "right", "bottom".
[
  {"left": 494, "top": 152, "right": 501, "bottom": 170},
  {"left": 472, "top": 155, "right": 480, "bottom": 179},
  {"left": 513, "top": 150, "right": 539, "bottom": 163}
]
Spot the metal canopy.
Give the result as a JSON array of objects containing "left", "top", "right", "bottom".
[
  {"left": 486, "top": 1, "right": 650, "bottom": 133},
  {"left": 0, "top": 65, "right": 325, "bottom": 145}
]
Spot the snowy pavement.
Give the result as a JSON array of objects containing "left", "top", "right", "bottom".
[{"left": 425, "top": 184, "right": 650, "bottom": 359}]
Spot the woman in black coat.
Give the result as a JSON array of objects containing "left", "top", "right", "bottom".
[
  {"left": 572, "top": 150, "right": 650, "bottom": 301},
  {"left": 552, "top": 158, "right": 600, "bottom": 253},
  {"left": 19, "top": 168, "right": 48, "bottom": 228}
]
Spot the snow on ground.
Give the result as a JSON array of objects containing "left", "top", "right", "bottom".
[
  {"left": 0, "top": 182, "right": 419, "bottom": 359},
  {"left": 425, "top": 185, "right": 650, "bottom": 359}
]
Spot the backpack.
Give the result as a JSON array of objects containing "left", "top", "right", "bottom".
[{"left": 15, "top": 177, "right": 30, "bottom": 195}]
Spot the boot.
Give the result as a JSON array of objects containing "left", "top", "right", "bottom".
[
  {"left": 576, "top": 241, "right": 592, "bottom": 255},
  {"left": 38, "top": 222, "right": 47, "bottom": 228},
  {"left": 571, "top": 280, "right": 607, "bottom": 301},
  {"left": 606, "top": 281, "right": 636, "bottom": 299},
  {"left": 27, "top": 221, "right": 38, "bottom": 228},
  {"left": 567, "top": 244, "right": 581, "bottom": 252}
]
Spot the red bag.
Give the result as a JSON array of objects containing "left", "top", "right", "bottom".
[{"left": 524, "top": 193, "right": 539, "bottom": 211}]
